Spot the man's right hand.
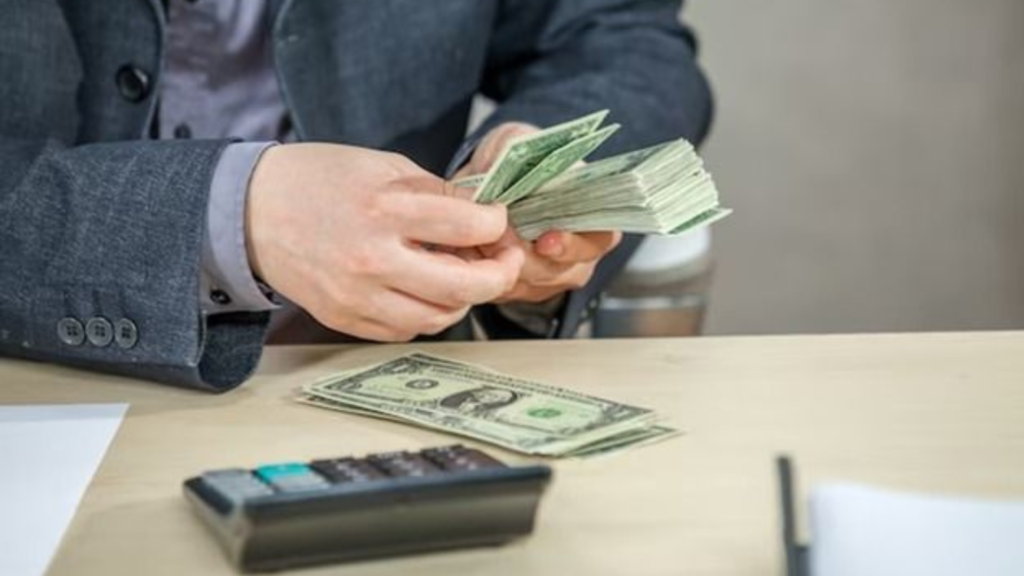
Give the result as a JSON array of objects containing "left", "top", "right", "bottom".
[{"left": 245, "top": 143, "right": 525, "bottom": 342}]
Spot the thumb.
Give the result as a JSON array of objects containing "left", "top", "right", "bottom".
[{"left": 478, "top": 227, "right": 523, "bottom": 258}]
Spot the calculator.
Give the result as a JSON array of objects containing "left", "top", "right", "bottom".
[{"left": 183, "top": 444, "right": 552, "bottom": 571}]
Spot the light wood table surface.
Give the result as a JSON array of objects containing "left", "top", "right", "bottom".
[{"left": 3, "top": 332, "right": 1024, "bottom": 576}]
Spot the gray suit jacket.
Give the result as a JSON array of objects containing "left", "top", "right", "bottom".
[{"left": 0, "top": 0, "right": 712, "bottom": 391}]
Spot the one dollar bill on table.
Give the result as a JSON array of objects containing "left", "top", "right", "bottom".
[
  {"left": 299, "top": 353, "right": 679, "bottom": 458},
  {"left": 454, "top": 109, "right": 731, "bottom": 240}
]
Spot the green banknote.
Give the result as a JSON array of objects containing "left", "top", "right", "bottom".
[
  {"left": 301, "top": 387, "right": 678, "bottom": 458},
  {"left": 452, "top": 173, "right": 486, "bottom": 189},
  {"left": 473, "top": 110, "right": 608, "bottom": 204},
  {"left": 533, "top": 139, "right": 682, "bottom": 192},
  {"left": 298, "top": 391, "right": 409, "bottom": 424},
  {"left": 564, "top": 425, "right": 682, "bottom": 458},
  {"left": 507, "top": 138, "right": 727, "bottom": 239},
  {"left": 301, "top": 352, "right": 670, "bottom": 457},
  {"left": 495, "top": 123, "right": 620, "bottom": 206},
  {"left": 457, "top": 110, "right": 730, "bottom": 240}
]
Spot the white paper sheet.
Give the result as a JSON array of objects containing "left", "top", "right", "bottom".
[
  {"left": 810, "top": 483, "right": 1024, "bottom": 576},
  {"left": 0, "top": 404, "right": 128, "bottom": 576}
]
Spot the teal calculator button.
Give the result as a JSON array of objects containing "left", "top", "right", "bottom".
[{"left": 255, "top": 463, "right": 311, "bottom": 482}]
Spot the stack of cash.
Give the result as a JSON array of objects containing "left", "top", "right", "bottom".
[
  {"left": 455, "top": 110, "right": 730, "bottom": 240},
  {"left": 299, "top": 352, "right": 679, "bottom": 458}
]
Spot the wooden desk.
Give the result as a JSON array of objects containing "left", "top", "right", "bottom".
[{"left": 3, "top": 332, "right": 1024, "bottom": 575}]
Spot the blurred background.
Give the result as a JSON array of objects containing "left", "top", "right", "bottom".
[{"left": 686, "top": 0, "right": 1024, "bottom": 335}]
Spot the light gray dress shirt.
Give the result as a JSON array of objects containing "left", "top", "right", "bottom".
[{"left": 160, "top": 0, "right": 282, "bottom": 314}]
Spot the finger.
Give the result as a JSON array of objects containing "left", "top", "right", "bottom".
[
  {"left": 390, "top": 244, "right": 525, "bottom": 307},
  {"left": 311, "top": 307, "right": 417, "bottom": 343},
  {"left": 473, "top": 122, "right": 540, "bottom": 173},
  {"left": 520, "top": 248, "right": 572, "bottom": 285},
  {"left": 365, "top": 289, "right": 471, "bottom": 338},
  {"left": 496, "top": 262, "right": 594, "bottom": 304},
  {"left": 477, "top": 227, "right": 525, "bottom": 258},
  {"left": 533, "top": 230, "right": 567, "bottom": 258},
  {"left": 451, "top": 246, "right": 484, "bottom": 262},
  {"left": 397, "top": 173, "right": 474, "bottom": 201},
  {"left": 535, "top": 230, "right": 622, "bottom": 264},
  {"left": 342, "top": 318, "right": 418, "bottom": 343},
  {"left": 309, "top": 284, "right": 464, "bottom": 341},
  {"left": 451, "top": 164, "right": 475, "bottom": 182},
  {"left": 381, "top": 192, "right": 509, "bottom": 247},
  {"left": 445, "top": 178, "right": 477, "bottom": 201},
  {"left": 496, "top": 283, "right": 567, "bottom": 305}
]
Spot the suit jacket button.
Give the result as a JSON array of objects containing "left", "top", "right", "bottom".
[
  {"left": 57, "top": 318, "right": 85, "bottom": 346},
  {"left": 116, "top": 65, "right": 150, "bottom": 103},
  {"left": 114, "top": 319, "right": 139, "bottom": 349},
  {"left": 85, "top": 317, "right": 114, "bottom": 347}
]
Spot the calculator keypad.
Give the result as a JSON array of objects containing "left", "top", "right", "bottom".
[
  {"left": 310, "top": 457, "right": 388, "bottom": 484},
  {"left": 185, "top": 444, "right": 550, "bottom": 571},
  {"left": 422, "top": 445, "right": 505, "bottom": 472},
  {"left": 199, "top": 445, "right": 507, "bottom": 504},
  {"left": 366, "top": 451, "right": 444, "bottom": 478}
]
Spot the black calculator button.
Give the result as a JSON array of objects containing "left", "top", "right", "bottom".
[
  {"left": 310, "top": 458, "right": 387, "bottom": 484},
  {"left": 367, "top": 451, "right": 443, "bottom": 477},
  {"left": 421, "top": 445, "right": 506, "bottom": 472}
]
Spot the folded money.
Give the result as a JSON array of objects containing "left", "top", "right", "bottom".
[
  {"left": 454, "top": 110, "right": 730, "bottom": 240},
  {"left": 299, "top": 352, "right": 679, "bottom": 458}
]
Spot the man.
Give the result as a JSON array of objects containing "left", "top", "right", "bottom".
[{"left": 0, "top": 0, "right": 712, "bottom": 391}]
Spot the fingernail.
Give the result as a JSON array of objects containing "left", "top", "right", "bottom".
[{"left": 541, "top": 236, "right": 563, "bottom": 257}]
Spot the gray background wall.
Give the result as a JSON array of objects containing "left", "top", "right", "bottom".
[{"left": 685, "top": 0, "right": 1024, "bottom": 334}]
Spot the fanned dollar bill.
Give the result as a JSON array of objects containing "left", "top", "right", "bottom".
[
  {"left": 457, "top": 110, "right": 730, "bottom": 240},
  {"left": 497, "top": 123, "right": 619, "bottom": 206},
  {"left": 563, "top": 425, "right": 682, "bottom": 458},
  {"left": 299, "top": 353, "right": 678, "bottom": 457},
  {"left": 473, "top": 110, "right": 609, "bottom": 204}
]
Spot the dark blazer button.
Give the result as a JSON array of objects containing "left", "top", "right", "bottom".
[
  {"left": 57, "top": 318, "right": 86, "bottom": 346},
  {"left": 114, "top": 319, "right": 139, "bottom": 349},
  {"left": 173, "top": 123, "right": 192, "bottom": 139},
  {"left": 116, "top": 65, "right": 151, "bottom": 103},
  {"left": 85, "top": 317, "right": 114, "bottom": 347},
  {"left": 210, "top": 289, "right": 232, "bottom": 306}
]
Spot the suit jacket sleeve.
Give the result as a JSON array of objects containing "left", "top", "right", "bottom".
[
  {"left": 471, "top": 0, "right": 714, "bottom": 339},
  {"left": 0, "top": 136, "right": 269, "bottom": 391}
]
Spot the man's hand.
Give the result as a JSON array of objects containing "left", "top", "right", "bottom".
[
  {"left": 454, "top": 123, "right": 622, "bottom": 303},
  {"left": 246, "top": 143, "right": 525, "bottom": 341}
]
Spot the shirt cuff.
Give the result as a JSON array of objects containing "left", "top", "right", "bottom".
[{"left": 200, "top": 141, "right": 280, "bottom": 315}]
